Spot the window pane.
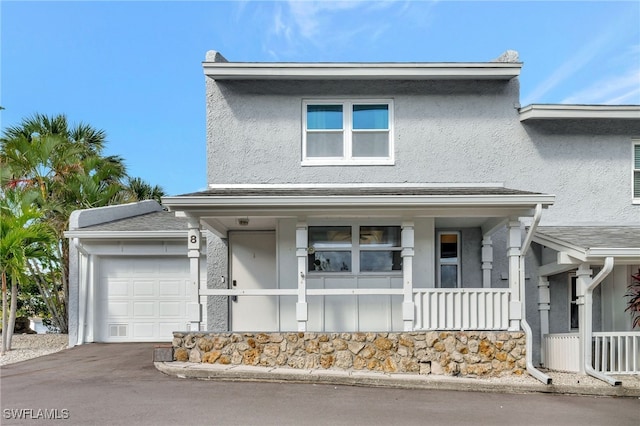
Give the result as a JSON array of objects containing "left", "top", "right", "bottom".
[
  {"left": 309, "top": 251, "right": 351, "bottom": 272},
  {"left": 360, "top": 226, "right": 401, "bottom": 246},
  {"left": 360, "top": 251, "right": 401, "bottom": 272},
  {"left": 440, "top": 265, "right": 458, "bottom": 288},
  {"left": 353, "top": 104, "right": 388, "bottom": 129},
  {"left": 440, "top": 234, "right": 458, "bottom": 259},
  {"left": 309, "top": 226, "right": 352, "bottom": 248},
  {"left": 634, "top": 144, "right": 640, "bottom": 168},
  {"left": 307, "top": 105, "right": 343, "bottom": 130},
  {"left": 352, "top": 132, "right": 389, "bottom": 157},
  {"left": 306, "top": 132, "right": 343, "bottom": 157},
  {"left": 635, "top": 171, "right": 640, "bottom": 198}
]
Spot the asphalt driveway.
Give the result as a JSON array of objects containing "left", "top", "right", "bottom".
[{"left": 1, "top": 343, "right": 638, "bottom": 426}]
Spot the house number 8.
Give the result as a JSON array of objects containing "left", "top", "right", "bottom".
[{"left": 190, "top": 235, "right": 198, "bottom": 244}]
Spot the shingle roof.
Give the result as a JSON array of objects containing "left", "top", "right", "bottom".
[
  {"left": 80, "top": 211, "right": 187, "bottom": 232},
  {"left": 536, "top": 226, "right": 640, "bottom": 250},
  {"left": 177, "top": 186, "right": 542, "bottom": 197}
]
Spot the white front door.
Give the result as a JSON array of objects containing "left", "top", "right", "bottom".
[{"left": 229, "top": 231, "right": 278, "bottom": 331}]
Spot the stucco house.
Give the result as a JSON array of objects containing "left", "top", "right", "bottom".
[{"left": 66, "top": 50, "right": 640, "bottom": 384}]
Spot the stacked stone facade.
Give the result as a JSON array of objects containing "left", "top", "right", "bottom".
[{"left": 172, "top": 331, "right": 527, "bottom": 377}]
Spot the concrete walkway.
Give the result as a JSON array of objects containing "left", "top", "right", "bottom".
[{"left": 156, "top": 361, "right": 640, "bottom": 398}]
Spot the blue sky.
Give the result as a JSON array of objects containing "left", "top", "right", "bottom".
[{"left": 2, "top": 1, "right": 639, "bottom": 196}]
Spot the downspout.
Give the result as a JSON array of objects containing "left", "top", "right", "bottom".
[
  {"left": 519, "top": 205, "right": 552, "bottom": 384},
  {"left": 73, "top": 238, "right": 90, "bottom": 345},
  {"left": 584, "top": 257, "right": 620, "bottom": 386}
]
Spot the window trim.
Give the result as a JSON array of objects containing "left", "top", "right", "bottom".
[
  {"left": 633, "top": 140, "right": 640, "bottom": 204},
  {"left": 569, "top": 273, "right": 579, "bottom": 330},
  {"left": 302, "top": 99, "right": 395, "bottom": 166},
  {"left": 437, "top": 231, "right": 461, "bottom": 288},
  {"left": 307, "top": 224, "right": 402, "bottom": 275}
]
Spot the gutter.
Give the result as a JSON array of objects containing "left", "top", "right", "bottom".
[
  {"left": 583, "top": 257, "right": 620, "bottom": 386},
  {"left": 519, "top": 204, "right": 552, "bottom": 384},
  {"left": 72, "top": 238, "right": 89, "bottom": 346}
]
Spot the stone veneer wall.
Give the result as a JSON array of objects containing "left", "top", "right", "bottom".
[{"left": 172, "top": 331, "right": 527, "bottom": 377}]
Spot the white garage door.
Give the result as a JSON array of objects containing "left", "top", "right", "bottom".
[{"left": 98, "top": 257, "right": 192, "bottom": 342}]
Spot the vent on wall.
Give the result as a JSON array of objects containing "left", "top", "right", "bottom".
[{"left": 109, "top": 324, "right": 128, "bottom": 337}]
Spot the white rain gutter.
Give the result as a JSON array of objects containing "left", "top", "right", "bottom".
[
  {"left": 73, "top": 238, "right": 90, "bottom": 346},
  {"left": 519, "top": 204, "right": 552, "bottom": 384},
  {"left": 583, "top": 257, "right": 620, "bottom": 386}
]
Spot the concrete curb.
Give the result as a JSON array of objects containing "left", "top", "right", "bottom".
[{"left": 155, "top": 362, "right": 640, "bottom": 398}]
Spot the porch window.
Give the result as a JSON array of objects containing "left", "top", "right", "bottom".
[
  {"left": 437, "top": 232, "right": 461, "bottom": 288},
  {"left": 633, "top": 141, "right": 640, "bottom": 202},
  {"left": 303, "top": 100, "right": 393, "bottom": 165},
  {"left": 569, "top": 274, "right": 579, "bottom": 330},
  {"left": 308, "top": 225, "right": 401, "bottom": 273}
]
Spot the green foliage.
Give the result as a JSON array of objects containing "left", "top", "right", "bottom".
[
  {"left": 1, "top": 113, "right": 167, "bottom": 334},
  {"left": 626, "top": 269, "right": 640, "bottom": 329}
]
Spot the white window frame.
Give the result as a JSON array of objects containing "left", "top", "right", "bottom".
[
  {"left": 633, "top": 140, "right": 640, "bottom": 204},
  {"left": 436, "top": 231, "right": 461, "bottom": 288},
  {"left": 569, "top": 273, "right": 579, "bottom": 330},
  {"left": 307, "top": 223, "right": 402, "bottom": 275},
  {"left": 302, "top": 99, "right": 394, "bottom": 166}
]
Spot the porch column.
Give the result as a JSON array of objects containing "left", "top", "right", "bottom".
[
  {"left": 482, "top": 236, "right": 493, "bottom": 288},
  {"left": 187, "top": 217, "right": 202, "bottom": 331},
  {"left": 401, "top": 222, "right": 415, "bottom": 332},
  {"left": 295, "top": 222, "right": 308, "bottom": 332},
  {"left": 507, "top": 219, "right": 522, "bottom": 331},
  {"left": 575, "top": 263, "right": 592, "bottom": 374},
  {"left": 538, "top": 276, "right": 550, "bottom": 366}
]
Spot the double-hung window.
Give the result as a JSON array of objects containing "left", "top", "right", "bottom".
[
  {"left": 308, "top": 225, "right": 401, "bottom": 273},
  {"left": 634, "top": 141, "right": 640, "bottom": 203},
  {"left": 303, "top": 100, "right": 394, "bottom": 165}
]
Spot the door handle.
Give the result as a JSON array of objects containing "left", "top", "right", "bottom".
[{"left": 232, "top": 280, "right": 237, "bottom": 302}]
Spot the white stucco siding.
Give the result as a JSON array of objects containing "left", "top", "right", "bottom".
[{"left": 206, "top": 78, "right": 639, "bottom": 224}]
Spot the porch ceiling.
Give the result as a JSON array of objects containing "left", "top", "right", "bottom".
[{"left": 534, "top": 226, "right": 640, "bottom": 265}]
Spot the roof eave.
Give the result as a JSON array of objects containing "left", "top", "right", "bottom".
[
  {"left": 202, "top": 62, "right": 522, "bottom": 80},
  {"left": 163, "top": 194, "right": 555, "bottom": 210},
  {"left": 64, "top": 230, "right": 189, "bottom": 239},
  {"left": 519, "top": 104, "right": 640, "bottom": 121}
]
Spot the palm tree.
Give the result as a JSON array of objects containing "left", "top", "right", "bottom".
[
  {"left": 1, "top": 188, "right": 54, "bottom": 353},
  {"left": 122, "top": 177, "right": 166, "bottom": 204},
  {"left": 1, "top": 114, "right": 128, "bottom": 333}
]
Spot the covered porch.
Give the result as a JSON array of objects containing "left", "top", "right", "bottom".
[
  {"left": 163, "top": 184, "right": 553, "bottom": 335},
  {"left": 534, "top": 226, "right": 640, "bottom": 381}
]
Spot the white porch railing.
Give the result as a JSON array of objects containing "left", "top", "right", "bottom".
[
  {"left": 544, "top": 333, "right": 580, "bottom": 372},
  {"left": 544, "top": 332, "right": 640, "bottom": 374},
  {"left": 413, "top": 288, "right": 511, "bottom": 330},
  {"left": 593, "top": 332, "right": 640, "bottom": 375}
]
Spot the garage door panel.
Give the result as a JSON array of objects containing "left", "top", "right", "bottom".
[
  {"left": 107, "top": 280, "right": 130, "bottom": 297},
  {"left": 133, "top": 280, "right": 156, "bottom": 297},
  {"left": 107, "top": 301, "right": 130, "bottom": 317},
  {"left": 132, "top": 323, "right": 155, "bottom": 339},
  {"left": 159, "top": 301, "right": 182, "bottom": 317},
  {"left": 159, "top": 280, "right": 182, "bottom": 297},
  {"left": 133, "top": 302, "right": 155, "bottom": 317},
  {"left": 98, "top": 257, "right": 192, "bottom": 342}
]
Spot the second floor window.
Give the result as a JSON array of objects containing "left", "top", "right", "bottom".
[{"left": 302, "top": 100, "right": 394, "bottom": 165}]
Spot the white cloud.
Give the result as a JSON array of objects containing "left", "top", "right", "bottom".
[
  {"left": 522, "top": 29, "right": 614, "bottom": 105},
  {"left": 260, "top": 0, "right": 419, "bottom": 59},
  {"left": 561, "top": 68, "right": 640, "bottom": 105}
]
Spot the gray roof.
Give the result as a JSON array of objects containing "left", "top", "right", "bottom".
[
  {"left": 177, "top": 186, "right": 542, "bottom": 198},
  {"left": 80, "top": 211, "right": 188, "bottom": 232},
  {"left": 536, "top": 226, "right": 640, "bottom": 250}
]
